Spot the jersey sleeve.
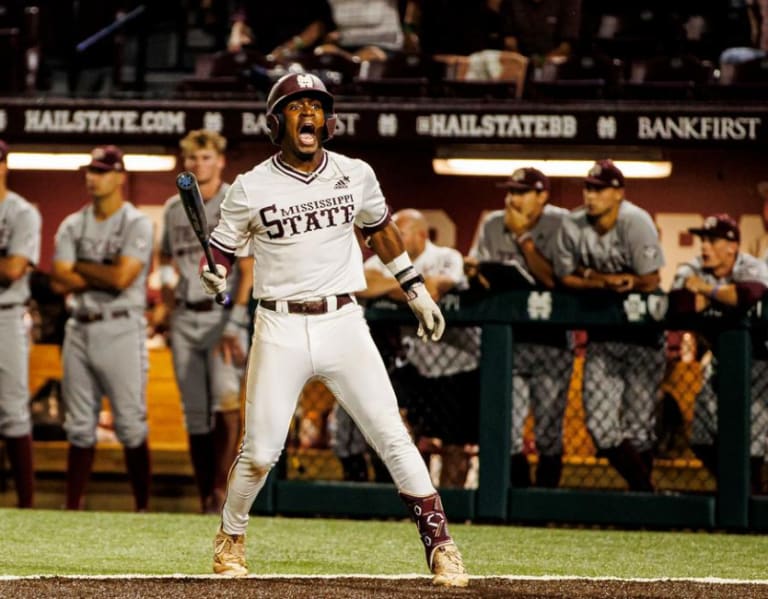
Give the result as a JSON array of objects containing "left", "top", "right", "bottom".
[
  {"left": 670, "top": 263, "right": 697, "bottom": 290},
  {"left": 734, "top": 256, "right": 768, "bottom": 286},
  {"left": 626, "top": 212, "right": 665, "bottom": 275},
  {"left": 9, "top": 205, "right": 41, "bottom": 265},
  {"left": 440, "top": 247, "right": 466, "bottom": 287},
  {"left": 210, "top": 176, "right": 252, "bottom": 254},
  {"left": 469, "top": 217, "right": 492, "bottom": 261},
  {"left": 53, "top": 215, "right": 78, "bottom": 263},
  {"left": 553, "top": 218, "right": 579, "bottom": 278},
  {"left": 354, "top": 161, "right": 389, "bottom": 231},
  {"left": 122, "top": 216, "right": 154, "bottom": 264}
]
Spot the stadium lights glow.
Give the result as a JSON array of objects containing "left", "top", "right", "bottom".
[
  {"left": 432, "top": 158, "right": 673, "bottom": 178},
  {"left": 7, "top": 152, "right": 177, "bottom": 172}
]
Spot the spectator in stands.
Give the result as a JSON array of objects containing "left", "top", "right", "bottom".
[
  {"left": 227, "top": 2, "right": 334, "bottom": 61},
  {"left": 747, "top": 181, "right": 768, "bottom": 259},
  {"left": 316, "top": 0, "right": 405, "bottom": 62},
  {"left": 0, "top": 139, "right": 41, "bottom": 508},
  {"left": 358, "top": 209, "right": 480, "bottom": 488},
  {"left": 403, "top": 0, "right": 506, "bottom": 56},
  {"left": 719, "top": 0, "right": 768, "bottom": 65},
  {"left": 403, "top": 0, "right": 520, "bottom": 80},
  {"left": 466, "top": 167, "right": 571, "bottom": 488},
  {"left": 154, "top": 130, "right": 253, "bottom": 514},
  {"left": 500, "top": 0, "right": 583, "bottom": 66},
  {"left": 669, "top": 214, "right": 768, "bottom": 494},
  {"left": 554, "top": 159, "right": 665, "bottom": 492},
  {"left": 51, "top": 145, "right": 153, "bottom": 511}
]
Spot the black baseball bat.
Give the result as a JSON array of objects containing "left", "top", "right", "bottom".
[{"left": 175, "top": 171, "right": 231, "bottom": 306}]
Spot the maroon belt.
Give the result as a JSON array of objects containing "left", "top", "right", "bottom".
[
  {"left": 259, "top": 294, "right": 354, "bottom": 315},
  {"left": 74, "top": 309, "right": 131, "bottom": 324}
]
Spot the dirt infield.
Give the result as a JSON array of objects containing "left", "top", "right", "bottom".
[{"left": 2, "top": 577, "right": 768, "bottom": 599}]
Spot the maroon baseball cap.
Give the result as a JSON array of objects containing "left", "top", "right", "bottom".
[
  {"left": 688, "top": 213, "right": 740, "bottom": 242},
  {"left": 87, "top": 145, "right": 125, "bottom": 172},
  {"left": 584, "top": 159, "right": 624, "bottom": 188},
  {"left": 497, "top": 167, "right": 550, "bottom": 192},
  {"left": 0, "top": 139, "right": 8, "bottom": 162}
]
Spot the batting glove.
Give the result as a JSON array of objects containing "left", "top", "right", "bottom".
[
  {"left": 200, "top": 264, "right": 228, "bottom": 296},
  {"left": 407, "top": 282, "right": 445, "bottom": 342}
]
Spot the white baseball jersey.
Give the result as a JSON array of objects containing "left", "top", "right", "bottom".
[
  {"left": 211, "top": 150, "right": 388, "bottom": 301},
  {"left": 0, "top": 191, "right": 41, "bottom": 305},
  {"left": 365, "top": 241, "right": 480, "bottom": 377}
]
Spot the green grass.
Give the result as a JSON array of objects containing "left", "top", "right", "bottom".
[{"left": 0, "top": 509, "right": 766, "bottom": 579}]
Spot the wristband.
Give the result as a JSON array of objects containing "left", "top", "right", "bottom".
[
  {"left": 385, "top": 251, "right": 425, "bottom": 300},
  {"left": 709, "top": 284, "right": 721, "bottom": 300}
]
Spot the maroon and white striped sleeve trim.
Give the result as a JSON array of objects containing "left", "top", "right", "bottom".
[{"left": 360, "top": 205, "right": 392, "bottom": 237}]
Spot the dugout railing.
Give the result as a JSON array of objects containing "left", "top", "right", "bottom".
[{"left": 252, "top": 289, "right": 768, "bottom": 532}]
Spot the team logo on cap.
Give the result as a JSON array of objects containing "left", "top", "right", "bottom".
[
  {"left": 92, "top": 148, "right": 106, "bottom": 160},
  {"left": 704, "top": 216, "right": 718, "bottom": 229},
  {"left": 296, "top": 74, "right": 314, "bottom": 88},
  {"left": 512, "top": 169, "right": 526, "bottom": 181},
  {"left": 588, "top": 164, "right": 602, "bottom": 177}
]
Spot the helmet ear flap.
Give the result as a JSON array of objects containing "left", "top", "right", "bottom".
[{"left": 267, "top": 113, "right": 283, "bottom": 144}]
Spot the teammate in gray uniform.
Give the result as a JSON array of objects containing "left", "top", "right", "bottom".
[
  {"left": 51, "top": 146, "right": 154, "bottom": 511},
  {"left": 554, "top": 159, "right": 665, "bottom": 492},
  {"left": 0, "top": 140, "right": 41, "bottom": 508},
  {"left": 467, "top": 167, "right": 571, "bottom": 487},
  {"left": 670, "top": 214, "right": 768, "bottom": 493},
  {"left": 155, "top": 130, "right": 253, "bottom": 513}
]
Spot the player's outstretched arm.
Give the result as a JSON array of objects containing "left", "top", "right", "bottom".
[{"left": 367, "top": 222, "right": 445, "bottom": 342}]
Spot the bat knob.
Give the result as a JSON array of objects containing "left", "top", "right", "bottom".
[{"left": 176, "top": 171, "right": 196, "bottom": 191}]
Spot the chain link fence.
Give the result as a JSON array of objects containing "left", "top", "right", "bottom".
[{"left": 281, "top": 317, "right": 766, "bottom": 496}]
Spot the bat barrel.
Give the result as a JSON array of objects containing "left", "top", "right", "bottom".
[{"left": 176, "top": 171, "right": 196, "bottom": 191}]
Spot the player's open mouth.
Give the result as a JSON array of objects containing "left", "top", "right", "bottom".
[{"left": 298, "top": 122, "right": 317, "bottom": 145}]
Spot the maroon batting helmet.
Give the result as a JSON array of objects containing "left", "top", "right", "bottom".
[{"left": 266, "top": 72, "right": 336, "bottom": 145}]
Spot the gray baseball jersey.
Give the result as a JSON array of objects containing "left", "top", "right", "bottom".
[
  {"left": 470, "top": 205, "right": 571, "bottom": 456},
  {"left": 161, "top": 183, "right": 243, "bottom": 303},
  {"left": 54, "top": 202, "right": 153, "bottom": 448},
  {"left": 0, "top": 191, "right": 41, "bottom": 437},
  {"left": 470, "top": 204, "right": 568, "bottom": 267},
  {"left": 673, "top": 253, "right": 768, "bottom": 457},
  {"left": 160, "top": 183, "right": 248, "bottom": 434},
  {"left": 554, "top": 199, "right": 665, "bottom": 453},
  {"left": 554, "top": 200, "right": 664, "bottom": 278}
]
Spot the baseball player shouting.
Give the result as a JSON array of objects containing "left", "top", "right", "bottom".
[
  {"left": 554, "top": 160, "right": 665, "bottom": 492},
  {"left": 200, "top": 73, "right": 468, "bottom": 586},
  {"left": 51, "top": 146, "right": 154, "bottom": 511},
  {"left": 0, "top": 140, "right": 41, "bottom": 508},
  {"left": 467, "top": 167, "right": 571, "bottom": 488},
  {"left": 155, "top": 130, "right": 253, "bottom": 514},
  {"left": 670, "top": 214, "right": 768, "bottom": 494}
]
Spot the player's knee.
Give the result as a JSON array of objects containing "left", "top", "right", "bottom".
[
  {"left": 65, "top": 428, "right": 97, "bottom": 447},
  {"left": 184, "top": 411, "right": 214, "bottom": 435},
  {"left": 240, "top": 446, "right": 280, "bottom": 476},
  {"left": 114, "top": 422, "right": 148, "bottom": 448}
]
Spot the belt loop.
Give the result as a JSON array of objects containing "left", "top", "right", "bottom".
[
  {"left": 326, "top": 295, "right": 338, "bottom": 311},
  {"left": 276, "top": 300, "right": 288, "bottom": 314}
]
